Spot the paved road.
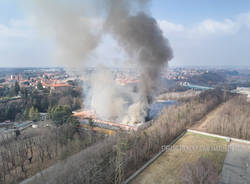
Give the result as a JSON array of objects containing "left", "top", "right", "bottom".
[{"left": 220, "top": 142, "right": 250, "bottom": 184}]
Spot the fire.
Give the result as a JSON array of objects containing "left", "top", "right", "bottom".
[
  {"left": 73, "top": 110, "right": 143, "bottom": 131},
  {"left": 73, "top": 110, "right": 96, "bottom": 119}
]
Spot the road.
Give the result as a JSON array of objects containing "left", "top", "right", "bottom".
[{"left": 220, "top": 142, "right": 250, "bottom": 184}]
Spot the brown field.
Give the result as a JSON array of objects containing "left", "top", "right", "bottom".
[{"left": 131, "top": 132, "right": 228, "bottom": 184}]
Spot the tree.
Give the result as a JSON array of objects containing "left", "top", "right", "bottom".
[
  {"left": 37, "top": 81, "right": 43, "bottom": 90},
  {"left": 49, "top": 105, "right": 72, "bottom": 126},
  {"left": 2, "top": 100, "right": 24, "bottom": 121},
  {"left": 0, "top": 85, "right": 8, "bottom": 97},
  {"left": 115, "top": 137, "right": 127, "bottom": 184},
  {"left": 88, "top": 118, "right": 94, "bottom": 128},
  {"left": 58, "top": 96, "right": 73, "bottom": 108},
  {"left": 40, "top": 96, "right": 49, "bottom": 112},
  {"left": 21, "top": 87, "right": 29, "bottom": 103},
  {"left": 67, "top": 116, "right": 80, "bottom": 128},
  {"left": 23, "top": 107, "right": 30, "bottom": 120},
  {"left": 181, "top": 158, "right": 219, "bottom": 184},
  {"left": 29, "top": 106, "right": 40, "bottom": 121},
  {"left": 15, "top": 113, "right": 23, "bottom": 121},
  {"left": 14, "top": 81, "right": 20, "bottom": 96}
]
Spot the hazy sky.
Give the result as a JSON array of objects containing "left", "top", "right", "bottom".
[{"left": 0, "top": 0, "right": 250, "bottom": 67}]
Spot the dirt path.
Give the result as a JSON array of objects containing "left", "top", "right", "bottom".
[{"left": 191, "top": 103, "right": 225, "bottom": 131}]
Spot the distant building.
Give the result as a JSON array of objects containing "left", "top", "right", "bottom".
[
  {"left": 50, "top": 83, "right": 72, "bottom": 91},
  {"left": 40, "top": 113, "right": 49, "bottom": 121}
]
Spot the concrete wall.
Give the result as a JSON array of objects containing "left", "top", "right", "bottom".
[
  {"left": 123, "top": 130, "right": 187, "bottom": 184},
  {"left": 187, "top": 129, "right": 250, "bottom": 145}
]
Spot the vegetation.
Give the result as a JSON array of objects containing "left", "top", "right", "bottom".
[
  {"left": 131, "top": 133, "right": 227, "bottom": 184},
  {"left": 205, "top": 95, "right": 250, "bottom": 140},
  {"left": 188, "top": 72, "right": 226, "bottom": 86},
  {"left": 14, "top": 82, "right": 20, "bottom": 96},
  {"left": 0, "top": 84, "right": 82, "bottom": 122},
  {"left": 0, "top": 83, "right": 20, "bottom": 98},
  {"left": 181, "top": 158, "right": 219, "bottom": 184},
  {"left": 49, "top": 105, "right": 72, "bottom": 126},
  {"left": 0, "top": 99, "right": 24, "bottom": 122},
  {"left": 20, "top": 89, "right": 225, "bottom": 184},
  {"left": 28, "top": 106, "right": 40, "bottom": 121},
  {"left": 157, "top": 90, "right": 201, "bottom": 101},
  {"left": 36, "top": 81, "right": 43, "bottom": 90},
  {"left": 0, "top": 88, "right": 228, "bottom": 184},
  {"left": 0, "top": 125, "right": 105, "bottom": 184}
]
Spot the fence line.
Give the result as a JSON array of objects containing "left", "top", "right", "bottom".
[
  {"left": 20, "top": 129, "right": 250, "bottom": 184},
  {"left": 187, "top": 129, "right": 250, "bottom": 144},
  {"left": 187, "top": 129, "right": 230, "bottom": 140},
  {"left": 123, "top": 129, "right": 250, "bottom": 184},
  {"left": 122, "top": 130, "right": 187, "bottom": 184}
]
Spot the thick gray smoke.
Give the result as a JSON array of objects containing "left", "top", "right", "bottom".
[
  {"left": 91, "top": 66, "right": 124, "bottom": 121},
  {"left": 29, "top": 0, "right": 173, "bottom": 123},
  {"left": 103, "top": 0, "right": 173, "bottom": 123}
]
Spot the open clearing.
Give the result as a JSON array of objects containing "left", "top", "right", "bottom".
[{"left": 131, "top": 132, "right": 228, "bottom": 184}]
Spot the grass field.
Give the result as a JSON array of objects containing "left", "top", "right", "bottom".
[{"left": 131, "top": 132, "right": 228, "bottom": 184}]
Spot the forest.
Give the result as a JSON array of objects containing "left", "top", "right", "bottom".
[
  {"left": 0, "top": 81, "right": 82, "bottom": 122},
  {"left": 206, "top": 95, "right": 250, "bottom": 140},
  {"left": 2, "top": 89, "right": 226, "bottom": 184}
]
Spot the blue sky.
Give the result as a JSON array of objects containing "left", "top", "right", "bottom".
[
  {"left": 152, "top": 0, "right": 250, "bottom": 24},
  {"left": 0, "top": 0, "right": 250, "bottom": 67},
  {"left": 0, "top": 0, "right": 22, "bottom": 23}
]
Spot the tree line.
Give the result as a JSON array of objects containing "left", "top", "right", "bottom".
[
  {"left": 0, "top": 81, "right": 82, "bottom": 122},
  {"left": 20, "top": 89, "right": 225, "bottom": 184},
  {"left": 206, "top": 95, "right": 250, "bottom": 140},
  {"left": 0, "top": 124, "right": 105, "bottom": 184}
]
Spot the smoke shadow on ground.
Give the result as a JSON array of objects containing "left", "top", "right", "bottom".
[{"left": 148, "top": 100, "right": 177, "bottom": 120}]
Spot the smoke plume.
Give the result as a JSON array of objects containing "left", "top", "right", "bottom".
[
  {"left": 103, "top": 0, "right": 173, "bottom": 123},
  {"left": 28, "top": 0, "right": 101, "bottom": 68},
  {"left": 29, "top": 0, "right": 173, "bottom": 123},
  {"left": 90, "top": 66, "right": 129, "bottom": 121}
]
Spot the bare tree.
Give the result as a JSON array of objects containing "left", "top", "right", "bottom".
[{"left": 181, "top": 158, "right": 219, "bottom": 184}]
